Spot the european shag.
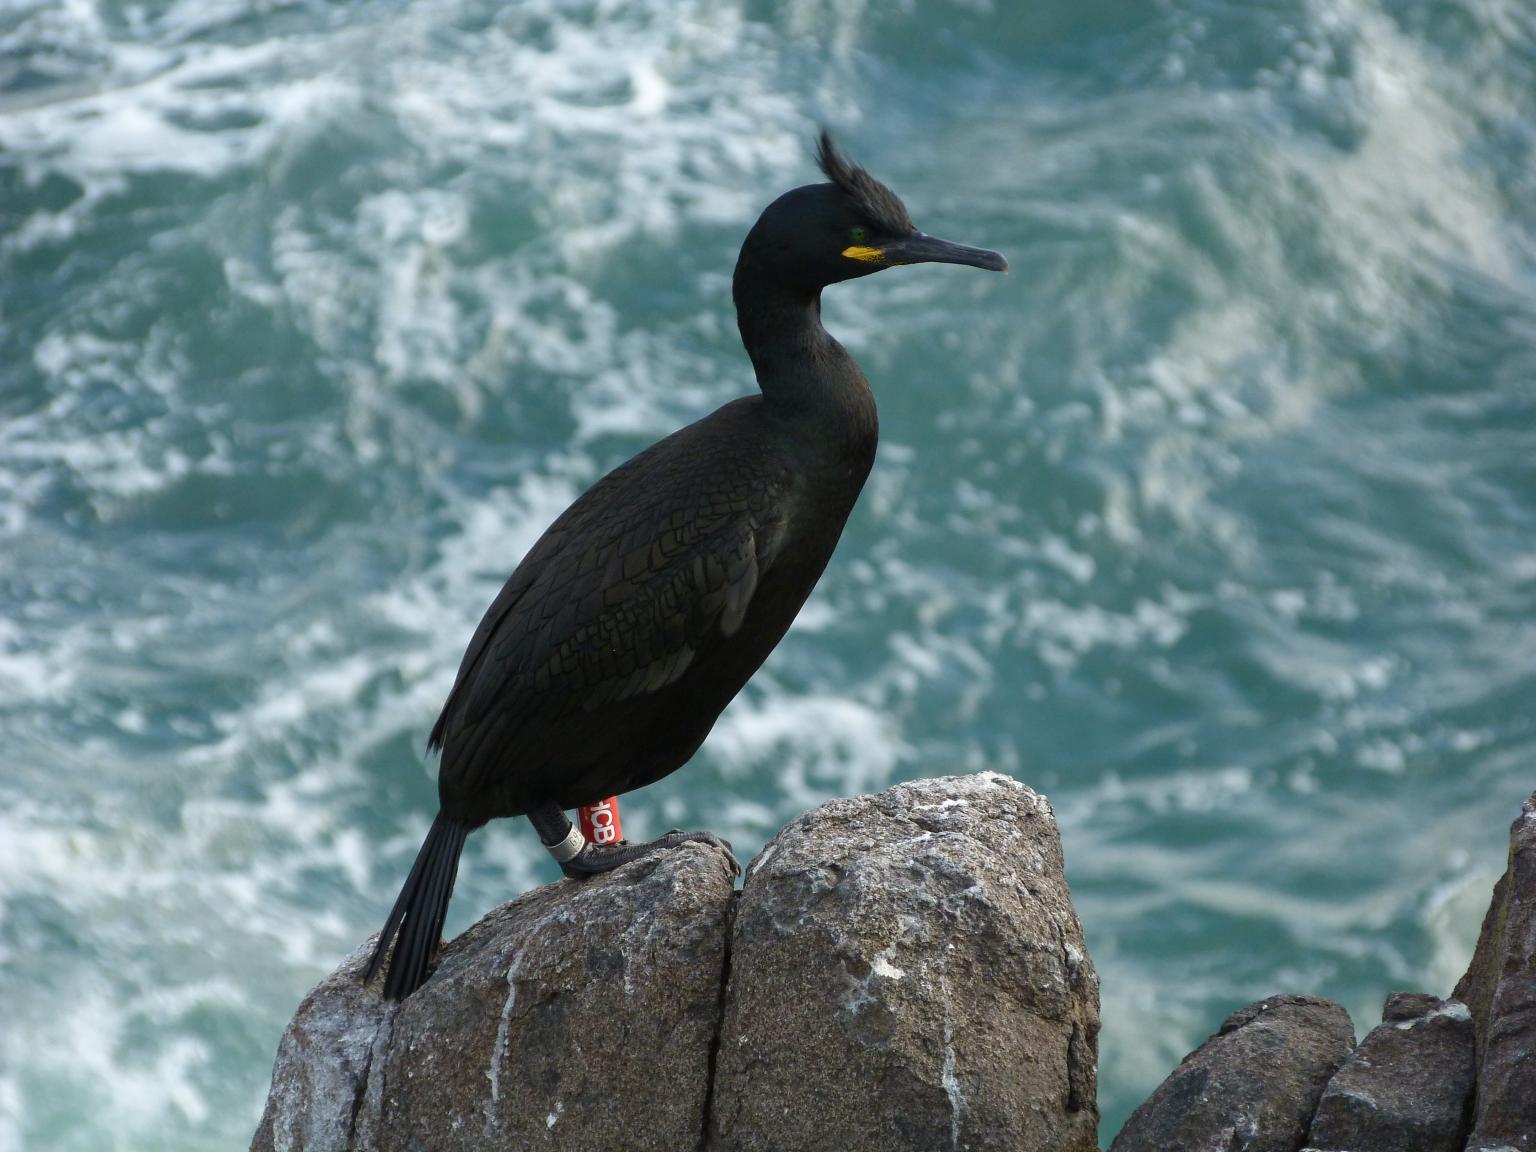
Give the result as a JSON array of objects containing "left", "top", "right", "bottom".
[{"left": 367, "top": 133, "right": 1006, "bottom": 1000}]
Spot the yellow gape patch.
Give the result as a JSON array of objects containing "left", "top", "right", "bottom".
[{"left": 841, "top": 245, "right": 886, "bottom": 263}]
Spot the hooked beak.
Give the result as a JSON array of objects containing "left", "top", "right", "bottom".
[{"left": 873, "top": 231, "right": 1008, "bottom": 273}]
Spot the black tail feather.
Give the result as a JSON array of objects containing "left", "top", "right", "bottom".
[{"left": 364, "top": 813, "right": 469, "bottom": 1001}]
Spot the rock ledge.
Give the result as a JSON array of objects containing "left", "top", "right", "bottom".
[
  {"left": 253, "top": 773, "right": 1098, "bottom": 1152},
  {"left": 255, "top": 784, "right": 1536, "bottom": 1152}
]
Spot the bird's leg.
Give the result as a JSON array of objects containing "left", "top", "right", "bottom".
[
  {"left": 526, "top": 804, "right": 738, "bottom": 879},
  {"left": 528, "top": 803, "right": 586, "bottom": 867}
]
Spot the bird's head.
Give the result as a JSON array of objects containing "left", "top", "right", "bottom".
[{"left": 737, "top": 131, "right": 1007, "bottom": 295}]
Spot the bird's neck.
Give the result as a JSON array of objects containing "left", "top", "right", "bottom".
[{"left": 732, "top": 271, "right": 877, "bottom": 440}]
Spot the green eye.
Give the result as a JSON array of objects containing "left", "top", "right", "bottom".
[{"left": 848, "top": 225, "right": 867, "bottom": 244}]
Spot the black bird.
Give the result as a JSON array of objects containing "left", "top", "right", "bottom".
[{"left": 367, "top": 133, "right": 1006, "bottom": 1000}]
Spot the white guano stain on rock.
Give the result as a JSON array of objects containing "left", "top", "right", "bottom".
[
  {"left": 1332, "top": 1086, "right": 1381, "bottom": 1110},
  {"left": 870, "top": 951, "right": 905, "bottom": 981},
  {"left": 1392, "top": 998, "right": 1472, "bottom": 1030},
  {"left": 913, "top": 797, "right": 970, "bottom": 812},
  {"left": 941, "top": 1012, "right": 964, "bottom": 1150},
  {"left": 749, "top": 842, "right": 777, "bottom": 876},
  {"left": 483, "top": 955, "right": 521, "bottom": 1135},
  {"left": 841, "top": 944, "right": 907, "bottom": 1014},
  {"left": 620, "top": 904, "right": 668, "bottom": 997}
]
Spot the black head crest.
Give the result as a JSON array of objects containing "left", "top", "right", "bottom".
[{"left": 815, "top": 130, "right": 914, "bottom": 236}]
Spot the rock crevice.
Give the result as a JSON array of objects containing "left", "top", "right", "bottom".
[{"left": 695, "top": 892, "right": 737, "bottom": 1152}]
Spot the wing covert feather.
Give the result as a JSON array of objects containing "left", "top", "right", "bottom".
[{"left": 431, "top": 408, "right": 790, "bottom": 782}]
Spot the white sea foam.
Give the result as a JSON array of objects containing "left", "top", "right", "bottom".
[
  {"left": 709, "top": 691, "right": 908, "bottom": 812},
  {"left": 4, "top": 0, "right": 1532, "bottom": 1149},
  {"left": 1287, "top": 0, "right": 1521, "bottom": 289},
  {"left": 0, "top": 964, "right": 222, "bottom": 1145},
  {"left": 1017, "top": 594, "right": 1191, "bottom": 672},
  {"left": 0, "top": 1, "right": 839, "bottom": 1139},
  {"left": 0, "top": 36, "right": 360, "bottom": 184},
  {"left": 0, "top": 1077, "right": 19, "bottom": 1152}
]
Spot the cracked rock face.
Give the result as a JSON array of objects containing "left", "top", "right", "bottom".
[
  {"left": 1455, "top": 789, "right": 1536, "bottom": 1152},
  {"left": 1109, "top": 994, "right": 1355, "bottom": 1152},
  {"left": 378, "top": 843, "right": 735, "bottom": 1151},
  {"left": 252, "top": 841, "right": 736, "bottom": 1152},
  {"left": 250, "top": 939, "right": 394, "bottom": 1152},
  {"left": 709, "top": 773, "right": 1100, "bottom": 1152},
  {"left": 1302, "top": 992, "right": 1476, "bottom": 1152},
  {"left": 251, "top": 774, "right": 1100, "bottom": 1152}
]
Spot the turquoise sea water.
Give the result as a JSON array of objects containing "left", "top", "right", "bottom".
[{"left": 2, "top": 1, "right": 1534, "bottom": 1147}]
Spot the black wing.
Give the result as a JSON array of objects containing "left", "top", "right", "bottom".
[{"left": 429, "top": 401, "right": 787, "bottom": 795}]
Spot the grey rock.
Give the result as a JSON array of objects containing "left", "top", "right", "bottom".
[
  {"left": 252, "top": 840, "right": 736, "bottom": 1152},
  {"left": 709, "top": 773, "right": 1100, "bottom": 1152},
  {"left": 1381, "top": 991, "right": 1445, "bottom": 1023},
  {"left": 253, "top": 776, "right": 1100, "bottom": 1151},
  {"left": 251, "top": 939, "right": 394, "bottom": 1152},
  {"left": 1455, "top": 789, "right": 1536, "bottom": 1152},
  {"left": 1302, "top": 993, "right": 1475, "bottom": 1152},
  {"left": 1110, "top": 994, "right": 1355, "bottom": 1152}
]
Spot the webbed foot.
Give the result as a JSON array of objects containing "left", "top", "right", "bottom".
[{"left": 560, "top": 829, "right": 739, "bottom": 879}]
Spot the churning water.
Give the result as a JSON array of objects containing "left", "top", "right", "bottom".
[{"left": 2, "top": 0, "right": 1533, "bottom": 1147}]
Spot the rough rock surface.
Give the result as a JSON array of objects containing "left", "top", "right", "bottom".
[
  {"left": 1455, "top": 789, "right": 1536, "bottom": 1151},
  {"left": 1109, "top": 995, "right": 1355, "bottom": 1152},
  {"left": 254, "top": 774, "right": 1099, "bottom": 1152},
  {"left": 251, "top": 939, "right": 393, "bottom": 1152},
  {"left": 709, "top": 773, "right": 1100, "bottom": 1152},
  {"left": 1302, "top": 992, "right": 1475, "bottom": 1152},
  {"left": 253, "top": 841, "right": 736, "bottom": 1152}
]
